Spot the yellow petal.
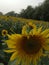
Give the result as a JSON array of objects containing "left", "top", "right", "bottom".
[
  {"left": 29, "top": 27, "right": 37, "bottom": 35},
  {"left": 5, "top": 40, "right": 16, "bottom": 48},
  {"left": 16, "top": 58, "right": 21, "bottom": 65},
  {"left": 4, "top": 49, "right": 16, "bottom": 53},
  {"left": 46, "top": 34, "right": 49, "bottom": 38},
  {"left": 33, "top": 59, "right": 37, "bottom": 65},
  {"left": 46, "top": 39, "right": 49, "bottom": 44},
  {"left": 37, "top": 26, "right": 42, "bottom": 34},
  {"left": 43, "top": 45, "right": 49, "bottom": 51},
  {"left": 41, "top": 29, "right": 49, "bottom": 36},
  {"left": 8, "top": 34, "right": 22, "bottom": 40},
  {"left": 5, "top": 40, "right": 16, "bottom": 44},
  {"left": 22, "top": 25, "right": 28, "bottom": 35},
  {"left": 33, "top": 27, "right": 37, "bottom": 35},
  {"left": 10, "top": 52, "right": 18, "bottom": 61}
]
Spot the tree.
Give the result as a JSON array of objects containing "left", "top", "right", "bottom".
[
  {"left": 19, "top": 6, "right": 34, "bottom": 19},
  {"left": 0, "top": 12, "right": 3, "bottom": 15},
  {"left": 40, "top": 0, "right": 49, "bottom": 21},
  {"left": 5, "top": 11, "right": 18, "bottom": 17}
]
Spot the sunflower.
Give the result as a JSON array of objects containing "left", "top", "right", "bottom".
[
  {"left": 22, "top": 23, "right": 36, "bottom": 35},
  {"left": 4, "top": 25, "right": 49, "bottom": 65},
  {"left": 2, "top": 29, "right": 8, "bottom": 36}
]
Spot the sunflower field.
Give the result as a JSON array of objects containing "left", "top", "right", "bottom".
[{"left": 0, "top": 15, "right": 49, "bottom": 65}]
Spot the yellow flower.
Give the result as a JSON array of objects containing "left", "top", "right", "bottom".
[
  {"left": 2, "top": 29, "right": 8, "bottom": 36},
  {"left": 22, "top": 23, "right": 36, "bottom": 36},
  {"left": 4, "top": 25, "right": 49, "bottom": 65}
]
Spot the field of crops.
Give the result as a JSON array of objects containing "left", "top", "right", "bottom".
[{"left": 0, "top": 16, "right": 49, "bottom": 65}]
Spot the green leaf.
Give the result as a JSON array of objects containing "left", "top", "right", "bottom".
[
  {"left": 0, "top": 63, "right": 4, "bottom": 65},
  {"left": 8, "top": 59, "right": 17, "bottom": 65}
]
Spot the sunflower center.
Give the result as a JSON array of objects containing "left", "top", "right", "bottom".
[
  {"left": 3, "top": 31, "right": 6, "bottom": 34},
  {"left": 21, "top": 35, "right": 45, "bottom": 55}
]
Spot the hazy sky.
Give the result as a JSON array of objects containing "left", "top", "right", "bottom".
[{"left": 0, "top": 0, "right": 45, "bottom": 14}]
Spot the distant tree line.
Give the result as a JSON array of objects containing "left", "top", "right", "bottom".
[
  {"left": 0, "top": 0, "right": 49, "bottom": 21},
  {"left": 19, "top": 0, "right": 49, "bottom": 21}
]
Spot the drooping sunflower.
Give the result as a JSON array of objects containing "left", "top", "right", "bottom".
[
  {"left": 4, "top": 25, "right": 49, "bottom": 65},
  {"left": 22, "top": 23, "right": 36, "bottom": 35},
  {"left": 28, "top": 22, "right": 36, "bottom": 29},
  {"left": 2, "top": 29, "right": 8, "bottom": 36}
]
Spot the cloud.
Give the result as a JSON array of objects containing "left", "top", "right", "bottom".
[{"left": 0, "top": 0, "right": 44, "bottom": 14}]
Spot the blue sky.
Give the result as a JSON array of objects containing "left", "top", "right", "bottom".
[{"left": 0, "top": 0, "right": 45, "bottom": 14}]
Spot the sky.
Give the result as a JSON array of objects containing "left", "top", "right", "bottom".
[{"left": 0, "top": 0, "right": 45, "bottom": 14}]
